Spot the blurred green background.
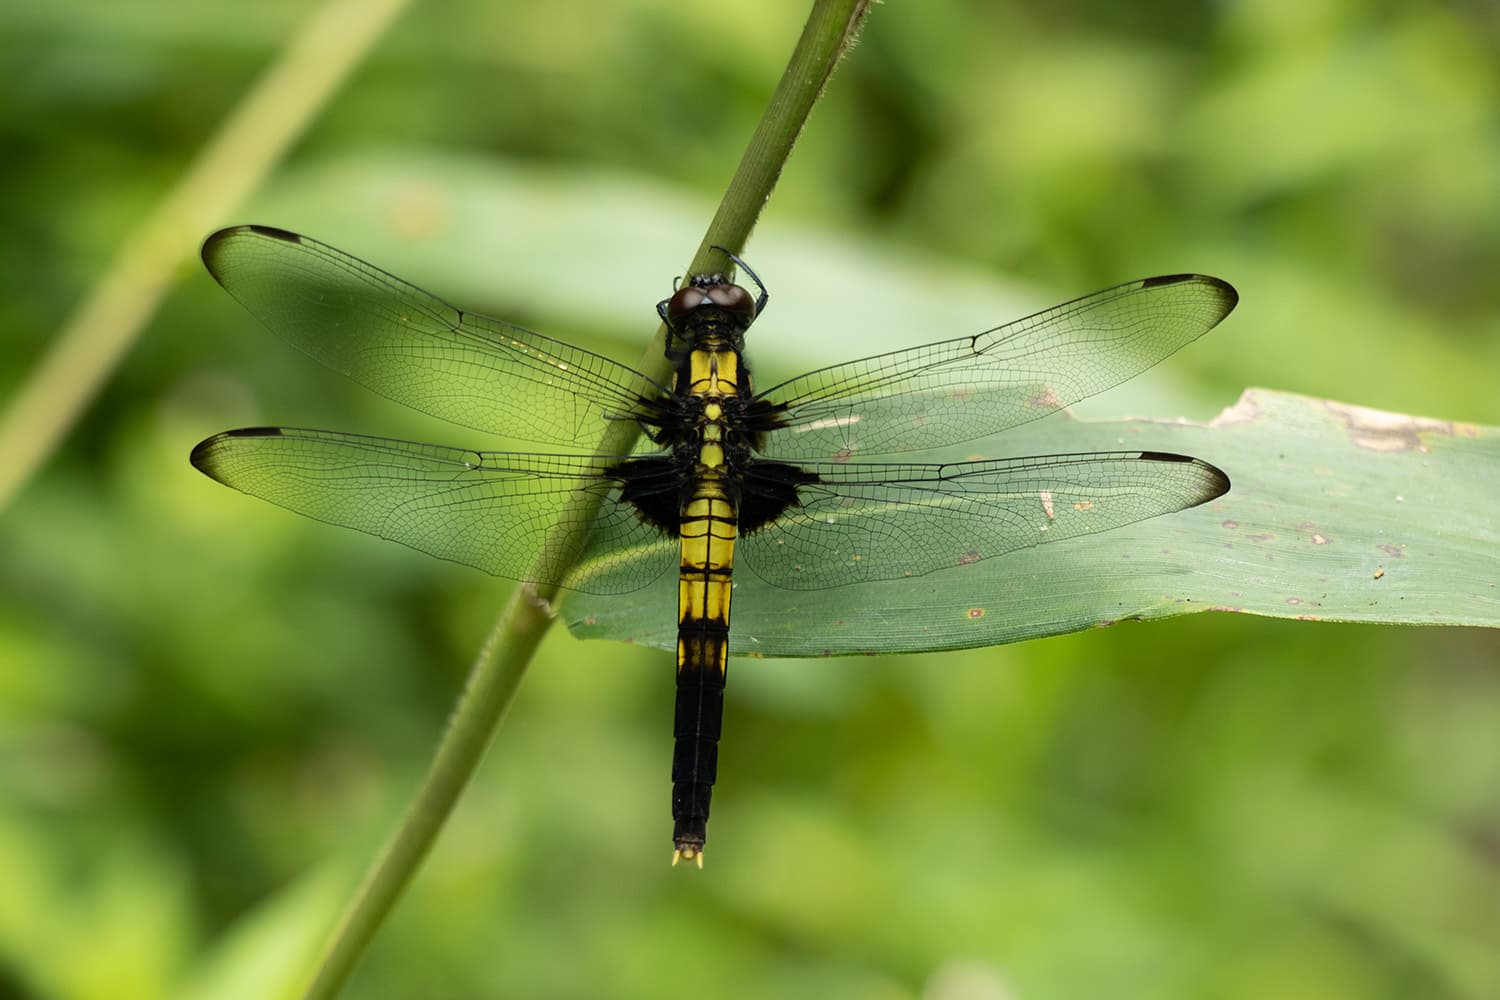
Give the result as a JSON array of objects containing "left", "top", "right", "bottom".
[{"left": 4, "top": 1, "right": 1500, "bottom": 997}]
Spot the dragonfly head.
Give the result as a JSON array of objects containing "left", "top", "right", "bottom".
[{"left": 662, "top": 276, "right": 758, "bottom": 333}]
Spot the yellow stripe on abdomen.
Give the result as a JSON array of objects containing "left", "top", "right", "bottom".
[
  {"left": 672, "top": 344, "right": 746, "bottom": 864},
  {"left": 677, "top": 487, "right": 737, "bottom": 639},
  {"left": 678, "top": 576, "right": 732, "bottom": 629}
]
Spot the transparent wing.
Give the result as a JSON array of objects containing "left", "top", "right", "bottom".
[
  {"left": 757, "top": 275, "right": 1236, "bottom": 460},
  {"left": 737, "top": 452, "right": 1229, "bottom": 591},
  {"left": 202, "top": 226, "right": 664, "bottom": 447},
  {"left": 189, "top": 427, "right": 678, "bottom": 595}
]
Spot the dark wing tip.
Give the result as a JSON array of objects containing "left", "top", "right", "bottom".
[
  {"left": 191, "top": 427, "right": 283, "bottom": 479},
  {"left": 246, "top": 224, "right": 301, "bottom": 242},
  {"left": 201, "top": 229, "right": 233, "bottom": 273},
  {"left": 189, "top": 435, "right": 223, "bottom": 478},
  {"left": 1141, "top": 273, "right": 1239, "bottom": 318},
  {"left": 1138, "top": 451, "right": 1231, "bottom": 502},
  {"left": 1201, "top": 275, "right": 1239, "bottom": 315},
  {"left": 1200, "top": 463, "right": 1232, "bottom": 500},
  {"left": 201, "top": 225, "right": 304, "bottom": 276},
  {"left": 1140, "top": 273, "right": 1201, "bottom": 288}
]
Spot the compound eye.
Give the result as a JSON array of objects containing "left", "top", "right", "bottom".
[
  {"left": 666, "top": 286, "right": 707, "bottom": 325},
  {"left": 708, "top": 283, "right": 756, "bottom": 321}
]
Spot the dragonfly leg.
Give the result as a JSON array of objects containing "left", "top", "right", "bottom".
[{"left": 709, "top": 245, "right": 769, "bottom": 318}]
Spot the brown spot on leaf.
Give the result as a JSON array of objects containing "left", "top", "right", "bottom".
[
  {"left": 1222, "top": 519, "right": 1239, "bottom": 529},
  {"left": 958, "top": 549, "right": 981, "bottom": 566},
  {"left": 1286, "top": 597, "right": 1303, "bottom": 605},
  {"left": 966, "top": 608, "right": 986, "bottom": 620},
  {"left": 1028, "top": 386, "right": 1062, "bottom": 410},
  {"left": 1378, "top": 544, "right": 1404, "bottom": 557},
  {"left": 1312, "top": 534, "right": 1328, "bottom": 545},
  {"left": 1325, "top": 400, "right": 1457, "bottom": 452},
  {"left": 1247, "top": 533, "right": 1275, "bottom": 543}
]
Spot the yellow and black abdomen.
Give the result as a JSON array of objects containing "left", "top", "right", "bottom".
[
  {"left": 670, "top": 471, "right": 735, "bottom": 864},
  {"left": 619, "top": 269, "right": 803, "bottom": 865},
  {"left": 669, "top": 345, "right": 743, "bottom": 866}
]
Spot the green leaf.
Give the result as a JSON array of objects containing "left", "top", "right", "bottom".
[{"left": 567, "top": 388, "right": 1500, "bottom": 655}]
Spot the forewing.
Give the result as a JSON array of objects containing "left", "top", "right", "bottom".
[
  {"left": 757, "top": 275, "right": 1236, "bottom": 460},
  {"left": 202, "top": 226, "right": 662, "bottom": 447},
  {"left": 736, "top": 452, "right": 1229, "bottom": 591},
  {"left": 189, "top": 427, "right": 678, "bottom": 595}
]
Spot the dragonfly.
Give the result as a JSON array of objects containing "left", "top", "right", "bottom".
[{"left": 191, "top": 225, "right": 1237, "bottom": 866}]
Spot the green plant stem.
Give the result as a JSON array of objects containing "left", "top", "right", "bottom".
[
  {"left": 301, "top": 585, "right": 550, "bottom": 1000},
  {"left": 300, "top": 1, "right": 872, "bottom": 996},
  {"left": 0, "top": 0, "right": 413, "bottom": 514},
  {"left": 684, "top": 0, "right": 874, "bottom": 289}
]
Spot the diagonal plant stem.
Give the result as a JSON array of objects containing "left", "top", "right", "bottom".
[
  {"left": 0, "top": 0, "right": 415, "bottom": 513},
  {"left": 300, "top": 1, "right": 873, "bottom": 996}
]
